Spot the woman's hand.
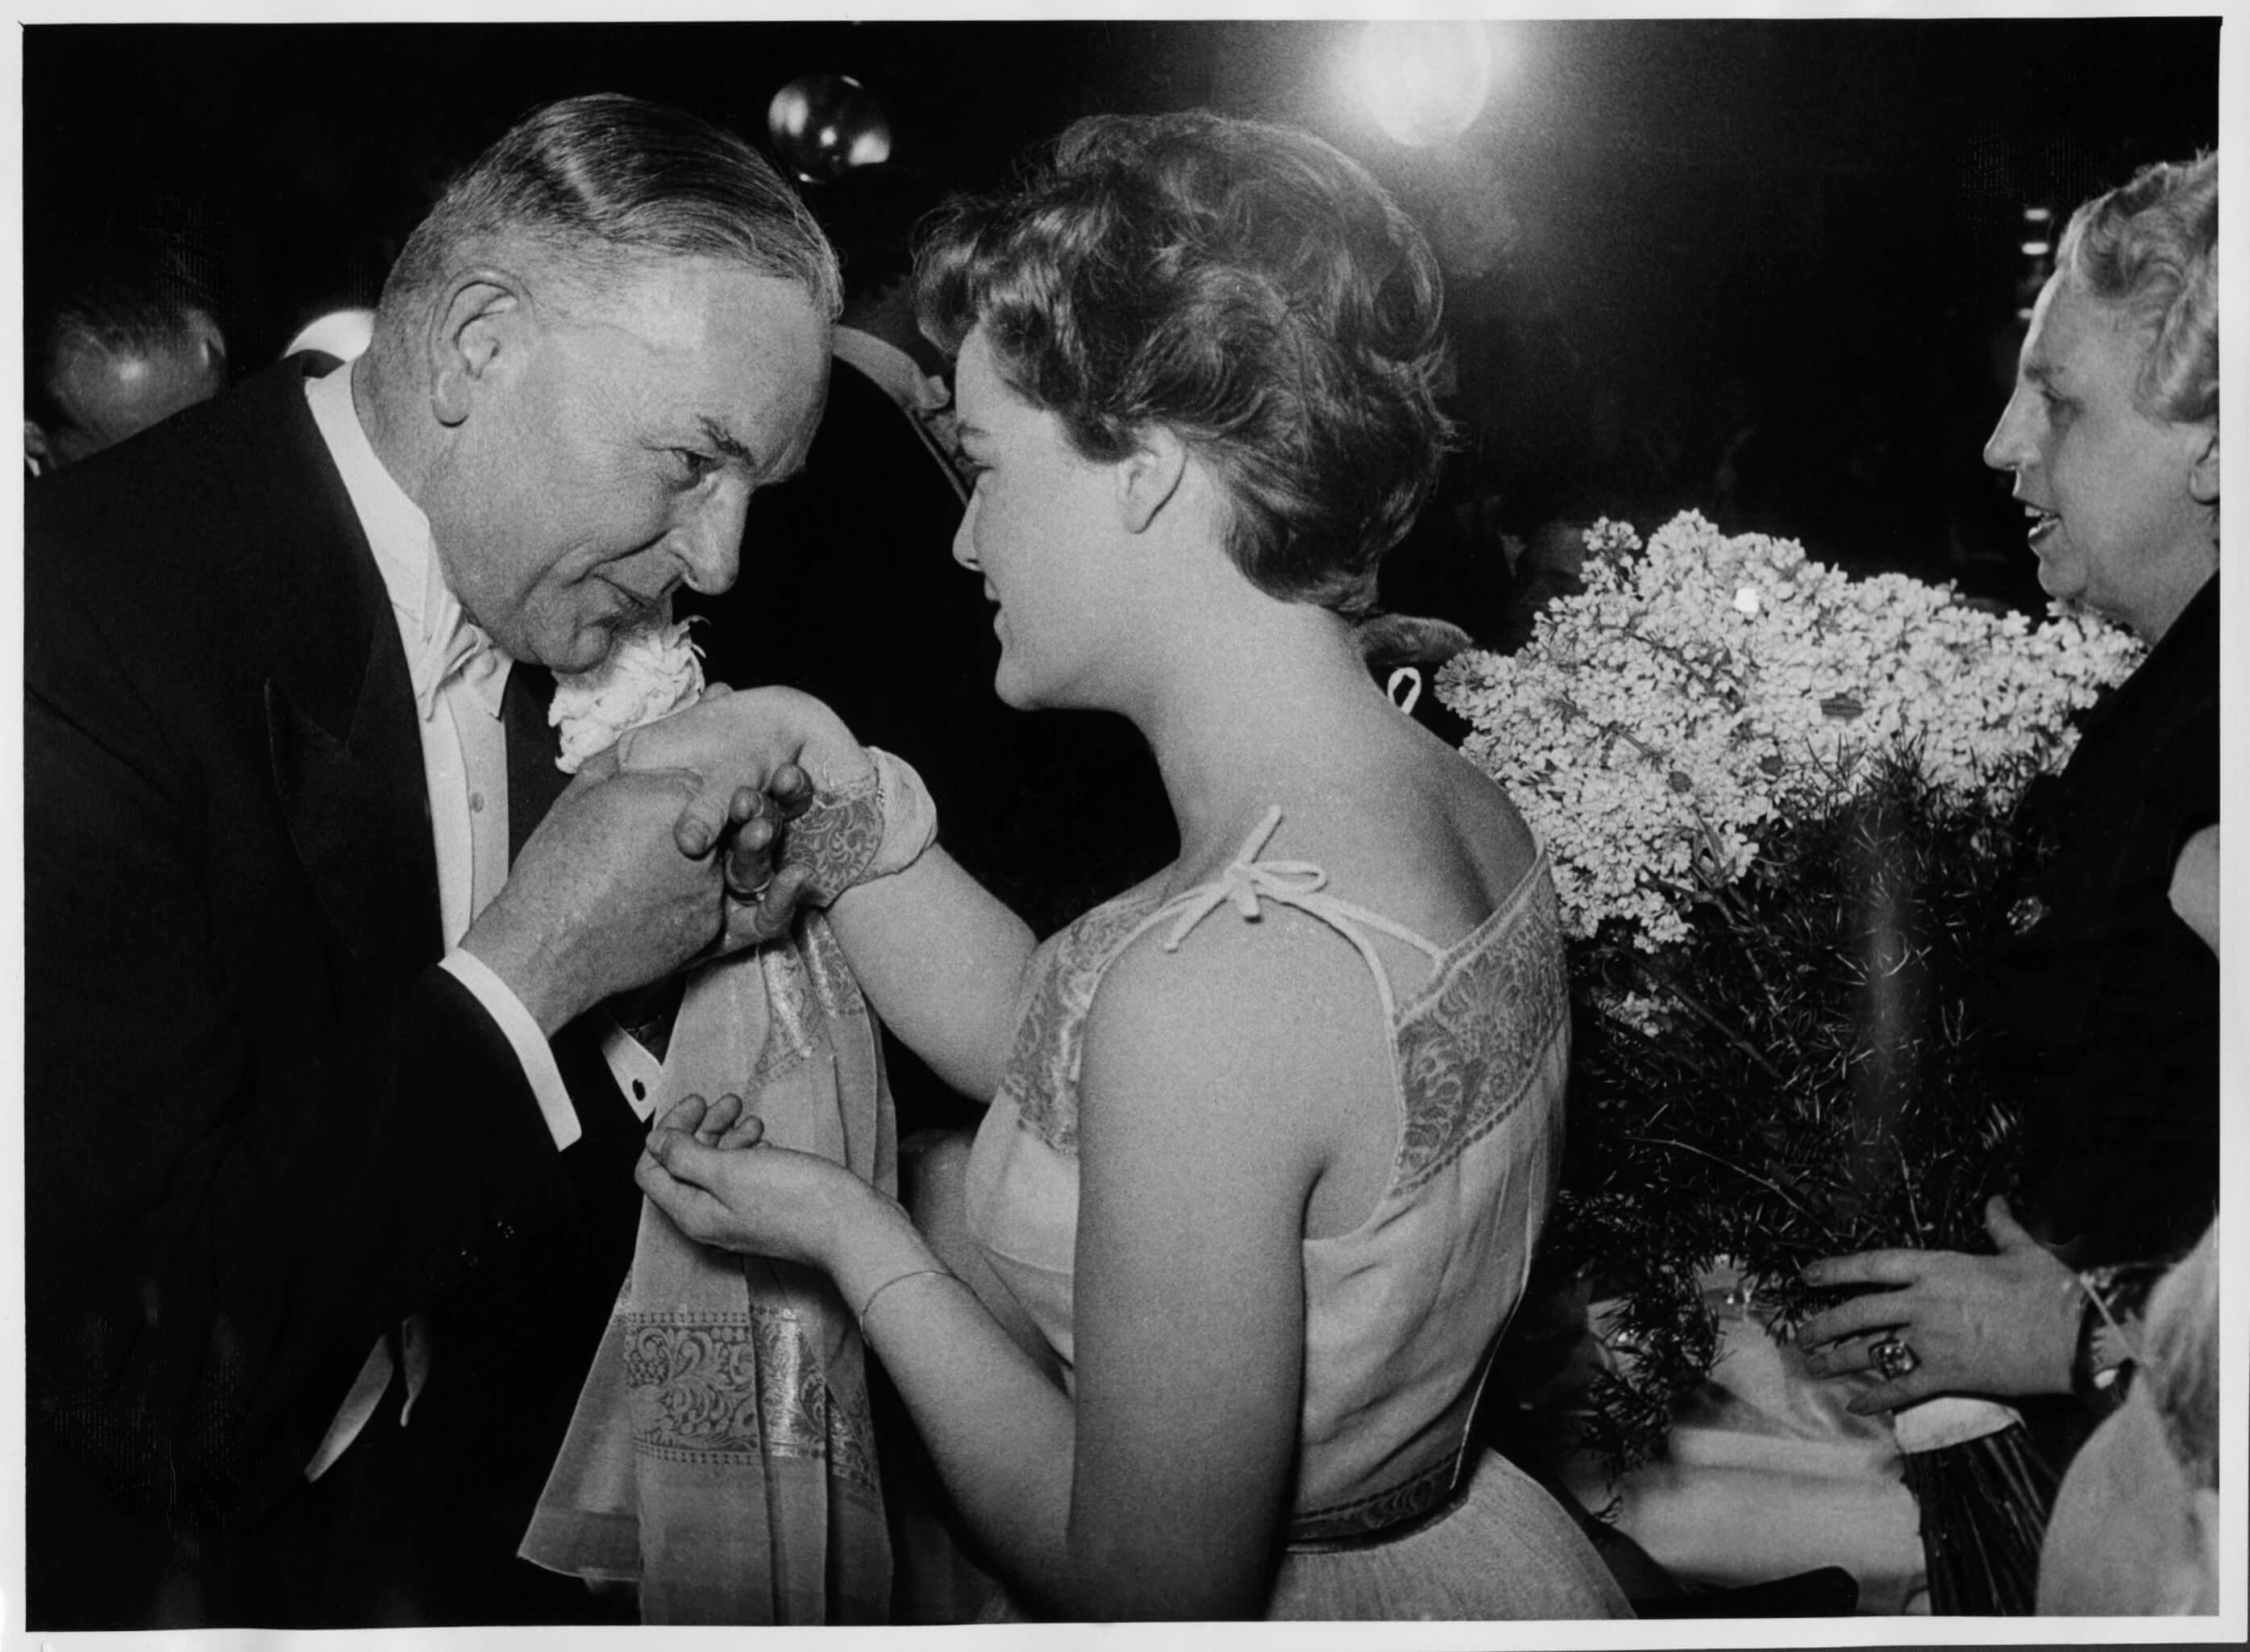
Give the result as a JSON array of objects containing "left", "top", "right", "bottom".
[
  {"left": 634, "top": 1092, "right": 886, "bottom": 1269},
  {"left": 1796, "top": 1196, "right": 2081, "bottom": 1413},
  {"left": 2170, "top": 822, "right": 2219, "bottom": 956}
]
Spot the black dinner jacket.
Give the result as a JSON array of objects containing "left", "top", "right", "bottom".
[{"left": 24, "top": 357, "right": 647, "bottom": 1624}]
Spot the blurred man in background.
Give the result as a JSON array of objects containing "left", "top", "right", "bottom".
[{"left": 26, "top": 256, "right": 230, "bottom": 472}]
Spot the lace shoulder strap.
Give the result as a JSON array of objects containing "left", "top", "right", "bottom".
[{"left": 1138, "top": 807, "right": 1449, "bottom": 1026}]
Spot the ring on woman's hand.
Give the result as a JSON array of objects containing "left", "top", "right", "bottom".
[{"left": 1870, "top": 1337, "right": 1919, "bottom": 1380}]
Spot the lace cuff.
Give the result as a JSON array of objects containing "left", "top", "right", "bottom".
[{"left": 783, "top": 747, "right": 938, "bottom": 905}]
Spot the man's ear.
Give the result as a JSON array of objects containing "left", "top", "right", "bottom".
[
  {"left": 1116, "top": 427, "right": 1188, "bottom": 535},
  {"left": 2187, "top": 421, "right": 2219, "bottom": 506},
  {"left": 426, "top": 268, "right": 528, "bottom": 428}
]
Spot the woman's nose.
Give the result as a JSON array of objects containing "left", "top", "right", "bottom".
[
  {"left": 1983, "top": 391, "right": 2034, "bottom": 476},
  {"left": 951, "top": 497, "right": 980, "bottom": 572}
]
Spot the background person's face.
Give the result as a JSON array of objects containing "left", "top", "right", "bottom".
[
  {"left": 428, "top": 257, "right": 830, "bottom": 672},
  {"left": 31, "top": 314, "right": 228, "bottom": 469},
  {"left": 1982, "top": 275, "right": 2215, "bottom": 639}
]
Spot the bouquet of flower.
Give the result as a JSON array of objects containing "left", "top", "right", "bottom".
[{"left": 1438, "top": 511, "right": 2143, "bottom": 1612}]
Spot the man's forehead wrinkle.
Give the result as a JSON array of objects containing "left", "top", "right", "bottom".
[{"left": 699, "top": 414, "right": 758, "bottom": 466}]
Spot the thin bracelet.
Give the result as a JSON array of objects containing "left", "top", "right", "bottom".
[{"left": 855, "top": 1267, "right": 961, "bottom": 1345}]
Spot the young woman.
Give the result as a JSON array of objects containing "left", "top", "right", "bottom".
[{"left": 622, "top": 111, "right": 1628, "bottom": 1621}]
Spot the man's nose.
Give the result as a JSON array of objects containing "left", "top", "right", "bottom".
[{"left": 677, "top": 483, "right": 750, "bottom": 595}]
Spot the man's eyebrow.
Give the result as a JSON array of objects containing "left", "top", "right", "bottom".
[{"left": 699, "top": 415, "right": 760, "bottom": 468}]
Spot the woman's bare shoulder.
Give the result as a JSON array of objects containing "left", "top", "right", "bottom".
[
  {"left": 1271, "top": 738, "right": 1540, "bottom": 950},
  {"left": 1078, "top": 897, "right": 1393, "bottom": 1146}
]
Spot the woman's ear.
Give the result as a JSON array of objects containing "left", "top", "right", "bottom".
[
  {"left": 1116, "top": 427, "right": 1188, "bottom": 535},
  {"left": 427, "top": 268, "right": 527, "bottom": 428},
  {"left": 2187, "top": 421, "right": 2219, "bottom": 506}
]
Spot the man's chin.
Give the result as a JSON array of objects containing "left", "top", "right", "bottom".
[{"left": 552, "top": 630, "right": 619, "bottom": 676}]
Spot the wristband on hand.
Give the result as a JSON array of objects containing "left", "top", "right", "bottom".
[{"left": 781, "top": 747, "right": 938, "bottom": 905}]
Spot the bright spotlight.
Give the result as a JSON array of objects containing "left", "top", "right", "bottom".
[
  {"left": 1354, "top": 20, "right": 1496, "bottom": 148},
  {"left": 2020, "top": 239, "right": 2052, "bottom": 257},
  {"left": 2022, "top": 206, "right": 2053, "bottom": 223},
  {"left": 285, "top": 308, "right": 375, "bottom": 363},
  {"left": 767, "top": 74, "right": 892, "bottom": 183}
]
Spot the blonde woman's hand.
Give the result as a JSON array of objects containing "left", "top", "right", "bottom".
[{"left": 1796, "top": 1196, "right": 2079, "bottom": 1413}]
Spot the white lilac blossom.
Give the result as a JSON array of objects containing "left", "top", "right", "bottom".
[
  {"left": 550, "top": 614, "right": 706, "bottom": 773},
  {"left": 1437, "top": 511, "right": 2144, "bottom": 953}
]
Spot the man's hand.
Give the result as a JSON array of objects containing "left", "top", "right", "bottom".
[
  {"left": 460, "top": 766, "right": 729, "bottom": 1035},
  {"left": 614, "top": 684, "right": 873, "bottom": 863},
  {"left": 709, "top": 764, "right": 820, "bottom": 949},
  {"left": 1796, "top": 1196, "right": 2080, "bottom": 1413}
]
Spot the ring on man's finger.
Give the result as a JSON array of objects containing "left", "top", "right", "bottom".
[{"left": 1870, "top": 1337, "right": 1919, "bottom": 1380}]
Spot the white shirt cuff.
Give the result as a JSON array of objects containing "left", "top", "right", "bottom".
[{"left": 439, "top": 948, "right": 581, "bottom": 1150}]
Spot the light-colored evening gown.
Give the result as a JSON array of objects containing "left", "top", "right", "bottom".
[{"left": 962, "top": 807, "right": 1631, "bottom": 1620}]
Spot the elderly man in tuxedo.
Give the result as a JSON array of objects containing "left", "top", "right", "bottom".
[{"left": 26, "top": 94, "right": 838, "bottom": 1629}]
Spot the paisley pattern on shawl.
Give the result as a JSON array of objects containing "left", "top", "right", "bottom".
[
  {"left": 622, "top": 1305, "right": 881, "bottom": 1492},
  {"left": 797, "top": 910, "right": 869, "bottom": 1017},
  {"left": 522, "top": 913, "right": 896, "bottom": 1625},
  {"left": 1391, "top": 866, "right": 1568, "bottom": 1195}
]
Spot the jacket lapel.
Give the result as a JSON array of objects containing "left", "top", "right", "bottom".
[
  {"left": 239, "top": 360, "right": 443, "bottom": 967},
  {"left": 266, "top": 660, "right": 439, "bottom": 967}
]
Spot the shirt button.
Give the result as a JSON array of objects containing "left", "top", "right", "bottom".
[
  {"left": 469, "top": 792, "right": 485, "bottom": 814},
  {"left": 632, "top": 1080, "right": 647, "bottom": 1101}
]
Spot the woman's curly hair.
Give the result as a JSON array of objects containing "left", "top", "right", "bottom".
[
  {"left": 2058, "top": 151, "right": 2217, "bottom": 426},
  {"left": 915, "top": 110, "right": 1452, "bottom": 622}
]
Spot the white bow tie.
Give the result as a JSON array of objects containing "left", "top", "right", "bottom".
[{"left": 410, "top": 604, "right": 511, "bottom": 722}]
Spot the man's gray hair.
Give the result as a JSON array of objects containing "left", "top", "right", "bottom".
[{"left": 380, "top": 92, "right": 842, "bottom": 322}]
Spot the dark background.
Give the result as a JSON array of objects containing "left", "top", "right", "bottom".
[{"left": 24, "top": 17, "right": 2219, "bottom": 639}]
